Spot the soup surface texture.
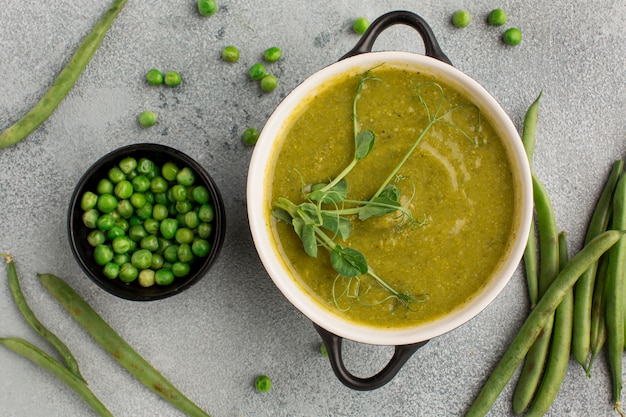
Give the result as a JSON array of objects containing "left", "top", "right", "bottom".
[{"left": 267, "top": 64, "right": 517, "bottom": 329}]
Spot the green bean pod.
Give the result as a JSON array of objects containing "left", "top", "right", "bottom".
[
  {"left": 0, "top": 0, "right": 127, "bottom": 149},
  {"left": 512, "top": 173, "right": 560, "bottom": 413},
  {"left": 524, "top": 232, "right": 573, "bottom": 417},
  {"left": 606, "top": 172, "right": 626, "bottom": 413},
  {"left": 0, "top": 337, "right": 113, "bottom": 417},
  {"left": 2, "top": 254, "right": 84, "bottom": 382},
  {"left": 587, "top": 253, "right": 609, "bottom": 376},
  {"left": 573, "top": 160, "right": 624, "bottom": 366},
  {"left": 38, "top": 273, "right": 213, "bottom": 417},
  {"left": 465, "top": 230, "right": 622, "bottom": 417}
]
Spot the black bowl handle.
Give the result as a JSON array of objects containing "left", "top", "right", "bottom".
[
  {"left": 340, "top": 10, "right": 452, "bottom": 65},
  {"left": 314, "top": 323, "right": 428, "bottom": 391}
]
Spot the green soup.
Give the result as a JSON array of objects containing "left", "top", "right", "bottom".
[{"left": 267, "top": 64, "right": 517, "bottom": 329}]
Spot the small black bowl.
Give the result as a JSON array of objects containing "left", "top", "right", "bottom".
[{"left": 68, "top": 143, "right": 226, "bottom": 301}]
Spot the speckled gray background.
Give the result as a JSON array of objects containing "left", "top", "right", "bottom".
[{"left": 0, "top": 1, "right": 624, "bottom": 416}]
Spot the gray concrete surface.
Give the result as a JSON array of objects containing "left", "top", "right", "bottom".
[{"left": 0, "top": 1, "right": 624, "bottom": 416}]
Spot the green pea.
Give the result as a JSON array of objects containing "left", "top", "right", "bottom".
[
  {"left": 172, "top": 261, "right": 191, "bottom": 278},
  {"left": 170, "top": 185, "right": 188, "bottom": 202},
  {"left": 140, "top": 235, "right": 159, "bottom": 252},
  {"left": 154, "top": 192, "right": 168, "bottom": 205},
  {"left": 260, "top": 74, "right": 278, "bottom": 92},
  {"left": 130, "top": 192, "right": 147, "bottom": 209},
  {"left": 487, "top": 8, "right": 507, "bottom": 26},
  {"left": 198, "top": 0, "right": 217, "bottom": 16},
  {"left": 152, "top": 203, "right": 169, "bottom": 221},
  {"left": 93, "top": 244, "right": 114, "bottom": 266},
  {"left": 114, "top": 180, "right": 134, "bottom": 199},
  {"left": 177, "top": 243, "right": 194, "bottom": 263},
  {"left": 175, "top": 228, "right": 195, "bottom": 245},
  {"left": 198, "top": 204, "right": 215, "bottom": 222},
  {"left": 138, "top": 269, "right": 156, "bottom": 287},
  {"left": 143, "top": 218, "right": 160, "bottom": 234},
  {"left": 221, "top": 45, "right": 240, "bottom": 62},
  {"left": 155, "top": 268, "right": 175, "bottom": 286},
  {"left": 148, "top": 164, "right": 160, "bottom": 180},
  {"left": 145, "top": 69, "right": 164, "bottom": 85},
  {"left": 248, "top": 63, "right": 267, "bottom": 81},
  {"left": 184, "top": 211, "right": 200, "bottom": 229},
  {"left": 352, "top": 17, "right": 370, "bottom": 35},
  {"left": 452, "top": 10, "right": 471, "bottom": 28},
  {"left": 137, "top": 158, "right": 154, "bottom": 175},
  {"left": 81, "top": 191, "right": 98, "bottom": 211},
  {"left": 176, "top": 167, "right": 195, "bottom": 187},
  {"left": 197, "top": 222, "right": 213, "bottom": 239},
  {"left": 191, "top": 186, "right": 210, "bottom": 204},
  {"left": 150, "top": 176, "right": 168, "bottom": 194},
  {"left": 113, "top": 253, "right": 130, "bottom": 265},
  {"left": 112, "top": 236, "right": 133, "bottom": 254},
  {"left": 97, "top": 178, "right": 114, "bottom": 195},
  {"left": 119, "top": 263, "right": 139, "bottom": 283},
  {"left": 103, "top": 262, "right": 120, "bottom": 279},
  {"left": 162, "top": 162, "right": 179, "bottom": 181},
  {"left": 242, "top": 127, "right": 259, "bottom": 146},
  {"left": 255, "top": 375, "right": 272, "bottom": 392},
  {"left": 163, "top": 244, "right": 180, "bottom": 263},
  {"left": 138, "top": 111, "right": 157, "bottom": 127},
  {"left": 116, "top": 199, "right": 134, "bottom": 219},
  {"left": 503, "top": 27, "right": 522, "bottom": 45},
  {"left": 144, "top": 191, "right": 154, "bottom": 205},
  {"left": 129, "top": 216, "right": 142, "bottom": 227},
  {"left": 263, "top": 46, "right": 282, "bottom": 63},
  {"left": 135, "top": 202, "right": 153, "bottom": 220},
  {"left": 151, "top": 253, "right": 165, "bottom": 270},
  {"left": 131, "top": 249, "right": 153, "bottom": 270},
  {"left": 106, "top": 226, "right": 126, "bottom": 241},
  {"left": 131, "top": 175, "right": 150, "bottom": 193},
  {"left": 192, "top": 238, "right": 211, "bottom": 257},
  {"left": 156, "top": 237, "right": 172, "bottom": 255},
  {"left": 108, "top": 166, "right": 126, "bottom": 184},
  {"left": 176, "top": 200, "right": 194, "bottom": 214},
  {"left": 128, "top": 224, "right": 148, "bottom": 242},
  {"left": 97, "top": 194, "right": 118, "bottom": 214},
  {"left": 82, "top": 209, "right": 99, "bottom": 229},
  {"left": 96, "top": 213, "right": 116, "bottom": 231},
  {"left": 164, "top": 71, "right": 182, "bottom": 87},
  {"left": 118, "top": 157, "right": 137, "bottom": 174},
  {"left": 160, "top": 218, "right": 179, "bottom": 240},
  {"left": 87, "top": 230, "right": 106, "bottom": 247},
  {"left": 115, "top": 218, "right": 129, "bottom": 232}
]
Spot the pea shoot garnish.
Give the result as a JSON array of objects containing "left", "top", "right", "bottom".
[{"left": 272, "top": 67, "right": 482, "bottom": 313}]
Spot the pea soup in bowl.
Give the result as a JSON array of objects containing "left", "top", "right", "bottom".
[{"left": 247, "top": 11, "right": 532, "bottom": 390}]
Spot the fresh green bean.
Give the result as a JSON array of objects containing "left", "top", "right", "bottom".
[
  {"left": 587, "top": 252, "right": 609, "bottom": 376},
  {"left": 2, "top": 254, "right": 84, "bottom": 382},
  {"left": 0, "top": 0, "right": 127, "bottom": 149},
  {"left": 465, "top": 230, "right": 622, "bottom": 417},
  {"left": 513, "top": 173, "right": 560, "bottom": 413},
  {"left": 524, "top": 232, "right": 573, "bottom": 417},
  {"left": 606, "top": 172, "right": 626, "bottom": 415},
  {"left": 0, "top": 337, "right": 113, "bottom": 417},
  {"left": 521, "top": 92, "right": 541, "bottom": 307},
  {"left": 38, "top": 273, "right": 212, "bottom": 417},
  {"left": 573, "top": 160, "right": 624, "bottom": 366}
]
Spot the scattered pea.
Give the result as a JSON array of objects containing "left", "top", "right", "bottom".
[
  {"left": 263, "top": 46, "right": 282, "bottom": 63},
  {"left": 320, "top": 343, "right": 328, "bottom": 357},
  {"left": 198, "top": 0, "right": 217, "bottom": 16},
  {"left": 452, "top": 10, "right": 471, "bottom": 28},
  {"left": 248, "top": 63, "right": 267, "bottom": 81},
  {"left": 145, "top": 69, "right": 164, "bottom": 85},
  {"left": 242, "top": 128, "right": 260, "bottom": 146},
  {"left": 260, "top": 74, "right": 278, "bottom": 92},
  {"left": 352, "top": 17, "right": 370, "bottom": 35},
  {"left": 164, "top": 71, "right": 182, "bottom": 87},
  {"left": 255, "top": 375, "right": 272, "bottom": 392},
  {"left": 221, "top": 45, "right": 240, "bottom": 63},
  {"left": 487, "top": 8, "right": 507, "bottom": 26},
  {"left": 138, "top": 111, "right": 157, "bottom": 127},
  {"left": 503, "top": 27, "right": 522, "bottom": 45}
]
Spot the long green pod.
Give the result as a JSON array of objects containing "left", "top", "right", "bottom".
[
  {"left": 0, "top": 0, "right": 127, "bottom": 149},
  {"left": 524, "top": 232, "right": 574, "bottom": 417},
  {"left": 512, "top": 173, "right": 560, "bottom": 414},
  {"left": 39, "top": 273, "right": 212, "bottom": 417},
  {"left": 1, "top": 254, "right": 84, "bottom": 382},
  {"left": 521, "top": 92, "right": 541, "bottom": 307},
  {"left": 573, "top": 160, "right": 624, "bottom": 366},
  {"left": 606, "top": 172, "right": 626, "bottom": 414},
  {"left": 465, "top": 230, "right": 622, "bottom": 417},
  {"left": 0, "top": 337, "right": 113, "bottom": 417},
  {"left": 587, "top": 253, "right": 609, "bottom": 376}
]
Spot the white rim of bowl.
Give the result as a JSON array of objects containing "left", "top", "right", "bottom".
[{"left": 247, "top": 51, "right": 533, "bottom": 346}]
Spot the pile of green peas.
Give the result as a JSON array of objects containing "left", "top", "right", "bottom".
[{"left": 80, "top": 156, "right": 215, "bottom": 287}]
